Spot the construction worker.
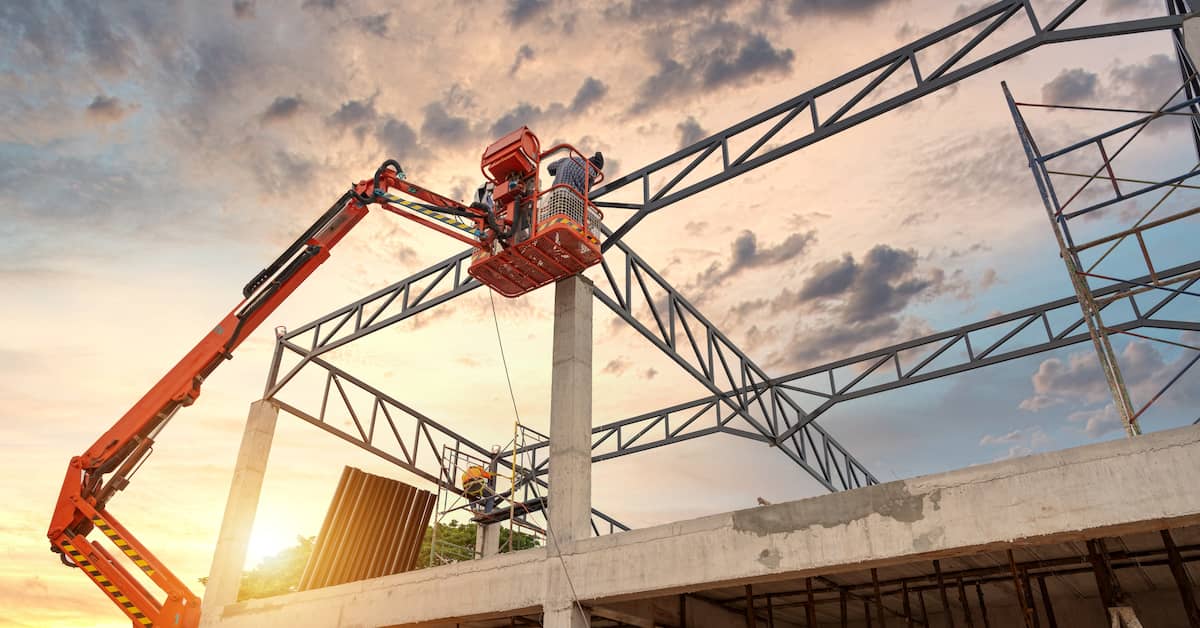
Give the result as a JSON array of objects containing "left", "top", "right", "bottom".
[
  {"left": 461, "top": 464, "right": 493, "bottom": 503},
  {"left": 547, "top": 151, "right": 603, "bottom": 199}
]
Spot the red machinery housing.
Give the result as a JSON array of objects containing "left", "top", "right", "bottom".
[{"left": 469, "top": 127, "right": 604, "bottom": 297}]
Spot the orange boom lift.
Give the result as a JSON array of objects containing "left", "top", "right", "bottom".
[{"left": 47, "top": 128, "right": 602, "bottom": 627}]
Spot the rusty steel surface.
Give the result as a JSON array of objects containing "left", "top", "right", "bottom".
[{"left": 298, "top": 467, "right": 435, "bottom": 590}]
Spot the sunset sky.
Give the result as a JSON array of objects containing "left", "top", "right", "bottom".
[{"left": 3, "top": 1, "right": 1199, "bottom": 626}]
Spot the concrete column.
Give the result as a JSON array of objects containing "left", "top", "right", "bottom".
[
  {"left": 200, "top": 400, "right": 278, "bottom": 624},
  {"left": 543, "top": 275, "right": 593, "bottom": 628},
  {"left": 475, "top": 522, "right": 501, "bottom": 557},
  {"left": 547, "top": 274, "right": 593, "bottom": 544}
]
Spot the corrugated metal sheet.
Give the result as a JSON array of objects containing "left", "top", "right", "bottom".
[{"left": 298, "top": 467, "right": 435, "bottom": 590}]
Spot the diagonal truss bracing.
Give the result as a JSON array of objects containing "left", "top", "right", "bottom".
[
  {"left": 593, "top": 237, "right": 878, "bottom": 491},
  {"left": 268, "top": 347, "right": 629, "bottom": 535},
  {"left": 489, "top": 260, "right": 1199, "bottom": 482},
  {"left": 260, "top": 0, "right": 1195, "bottom": 505},
  {"left": 596, "top": 1, "right": 1188, "bottom": 245}
]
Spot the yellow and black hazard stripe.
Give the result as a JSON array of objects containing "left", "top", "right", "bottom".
[
  {"left": 538, "top": 216, "right": 601, "bottom": 245},
  {"left": 61, "top": 541, "right": 154, "bottom": 626},
  {"left": 376, "top": 192, "right": 483, "bottom": 239},
  {"left": 92, "top": 517, "right": 157, "bottom": 577}
]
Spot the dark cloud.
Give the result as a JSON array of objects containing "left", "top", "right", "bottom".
[
  {"left": 777, "top": 316, "right": 932, "bottom": 369},
  {"left": 376, "top": 117, "right": 418, "bottom": 157},
  {"left": 261, "top": 95, "right": 303, "bottom": 123},
  {"left": 728, "top": 244, "right": 948, "bottom": 367},
  {"left": 85, "top": 95, "right": 133, "bottom": 123},
  {"left": 571, "top": 77, "right": 609, "bottom": 113},
  {"left": 301, "top": 0, "right": 339, "bottom": 10},
  {"left": 509, "top": 44, "right": 535, "bottom": 76},
  {"left": 490, "top": 77, "right": 608, "bottom": 136},
  {"left": 354, "top": 12, "right": 390, "bottom": 37},
  {"left": 492, "top": 103, "right": 544, "bottom": 137},
  {"left": 1040, "top": 68, "right": 1099, "bottom": 104},
  {"left": 692, "top": 230, "right": 816, "bottom": 294},
  {"left": 676, "top": 116, "right": 708, "bottom": 148},
  {"left": 506, "top": 0, "right": 549, "bottom": 27},
  {"left": 420, "top": 102, "right": 473, "bottom": 148},
  {"left": 328, "top": 96, "right": 379, "bottom": 141},
  {"left": 684, "top": 220, "right": 708, "bottom": 235},
  {"left": 1109, "top": 54, "right": 1183, "bottom": 107},
  {"left": 232, "top": 0, "right": 255, "bottom": 19},
  {"left": 787, "top": 0, "right": 894, "bottom": 16},
  {"left": 702, "top": 34, "right": 794, "bottom": 89},
  {"left": 632, "top": 23, "right": 793, "bottom": 112},
  {"left": 798, "top": 254, "right": 858, "bottom": 299},
  {"left": 618, "top": 0, "right": 730, "bottom": 19},
  {"left": 602, "top": 358, "right": 630, "bottom": 375}
]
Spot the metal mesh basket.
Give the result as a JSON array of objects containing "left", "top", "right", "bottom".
[{"left": 537, "top": 186, "right": 602, "bottom": 238}]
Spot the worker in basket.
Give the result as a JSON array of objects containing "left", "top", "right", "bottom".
[
  {"left": 461, "top": 464, "right": 494, "bottom": 504},
  {"left": 547, "top": 151, "right": 604, "bottom": 198}
]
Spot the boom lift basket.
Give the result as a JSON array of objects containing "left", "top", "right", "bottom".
[{"left": 469, "top": 134, "right": 603, "bottom": 297}]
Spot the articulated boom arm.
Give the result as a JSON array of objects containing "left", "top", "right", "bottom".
[{"left": 47, "top": 163, "right": 487, "bottom": 628}]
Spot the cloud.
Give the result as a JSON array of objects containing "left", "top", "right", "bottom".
[
  {"left": 490, "top": 77, "right": 610, "bottom": 136},
  {"left": 260, "top": 95, "right": 303, "bottom": 123},
  {"left": 644, "top": 368, "right": 658, "bottom": 380},
  {"left": 85, "top": 95, "right": 133, "bottom": 123},
  {"left": 301, "top": 0, "right": 339, "bottom": 9},
  {"left": 232, "top": 0, "right": 255, "bottom": 18},
  {"left": 1068, "top": 405, "right": 1124, "bottom": 438},
  {"left": 505, "top": 0, "right": 549, "bottom": 27},
  {"left": 354, "top": 12, "right": 390, "bottom": 37},
  {"left": 787, "top": 0, "right": 896, "bottom": 17},
  {"left": 632, "top": 22, "right": 793, "bottom": 112},
  {"left": 618, "top": 0, "right": 731, "bottom": 20},
  {"left": 328, "top": 95, "right": 379, "bottom": 141},
  {"left": 676, "top": 116, "right": 707, "bottom": 148},
  {"left": 1109, "top": 54, "right": 1183, "bottom": 107},
  {"left": 571, "top": 77, "right": 609, "bottom": 113},
  {"left": 603, "top": 358, "right": 630, "bottom": 375},
  {"left": 691, "top": 229, "right": 816, "bottom": 293},
  {"left": 376, "top": 117, "right": 419, "bottom": 158},
  {"left": 797, "top": 245, "right": 938, "bottom": 323},
  {"left": 1102, "top": 0, "right": 1158, "bottom": 14},
  {"left": 979, "top": 426, "right": 1051, "bottom": 460},
  {"left": 509, "top": 44, "right": 535, "bottom": 76},
  {"left": 1021, "top": 336, "right": 1200, "bottom": 439},
  {"left": 1041, "top": 68, "right": 1099, "bottom": 104},
  {"left": 420, "top": 101, "right": 474, "bottom": 148}
]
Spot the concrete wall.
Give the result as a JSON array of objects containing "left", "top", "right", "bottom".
[{"left": 204, "top": 425, "right": 1200, "bottom": 628}]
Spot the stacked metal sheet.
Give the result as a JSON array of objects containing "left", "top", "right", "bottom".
[{"left": 298, "top": 467, "right": 435, "bottom": 590}]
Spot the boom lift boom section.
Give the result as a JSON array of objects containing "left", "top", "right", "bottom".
[{"left": 48, "top": 129, "right": 607, "bottom": 627}]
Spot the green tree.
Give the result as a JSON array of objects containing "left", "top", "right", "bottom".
[
  {"left": 417, "top": 521, "right": 540, "bottom": 567},
  {"left": 197, "top": 535, "right": 316, "bottom": 602}
]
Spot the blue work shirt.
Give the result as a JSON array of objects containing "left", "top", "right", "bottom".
[{"left": 548, "top": 157, "right": 598, "bottom": 197}]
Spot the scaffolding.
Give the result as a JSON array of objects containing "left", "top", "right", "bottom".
[
  {"left": 1003, "top": 59, "right": 1200, "bottom": 437},
  {"left": 427, "top": 425, "right": 552, "bottom": 565}
]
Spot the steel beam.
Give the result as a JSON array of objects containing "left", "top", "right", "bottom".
[{"left": 596, "top": 2, "right": 1188, "bottom": 246}]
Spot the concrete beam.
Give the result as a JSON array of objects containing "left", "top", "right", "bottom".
[
  {"left": 205, "top": 425, "right": 1200, "bottom": 628},
  {"left": 201, "top": 400, "right": 279, "bottom": 623}
]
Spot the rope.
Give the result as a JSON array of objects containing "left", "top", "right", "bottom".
[{"left": 488, "top": 290, "right": 590, "bottom": 625}]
